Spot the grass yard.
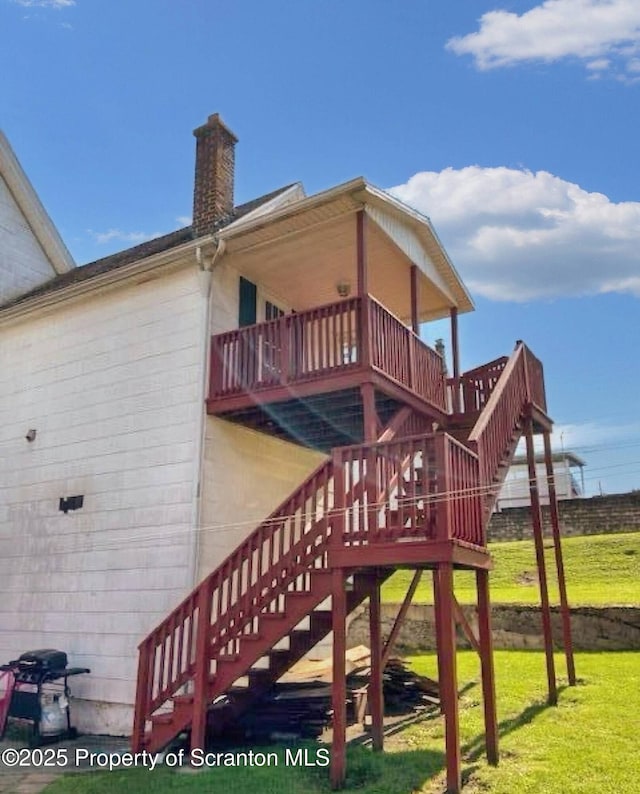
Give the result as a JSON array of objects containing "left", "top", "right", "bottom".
[
  {"left": 43, "top": 650, "right": 640, "bottom": 794},
  {"left": 382, "top": 532, "right": 640, "bottom": 605}
]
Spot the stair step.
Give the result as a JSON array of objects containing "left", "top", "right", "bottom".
[
  {"left": 150, "top": 713, "right": 174, "bottom": 726},
  {"left": 172, "top": 694, "right": 194, "bottom": 706},
  {"left": 260, "top": 612, "right": 286, "bottom": 620},
  {"left": 217, "top": 653, "right": 240, "bottom": 663}
]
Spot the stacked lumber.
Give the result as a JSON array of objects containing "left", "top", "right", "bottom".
[
  {"left": 233, "top": 647, "right": 439, "bottom": 740},
  {"left": 238, "top": 682, "right": 332, "bottom": 740}
]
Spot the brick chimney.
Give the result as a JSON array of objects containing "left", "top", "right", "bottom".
[{"left": 192, "top": 113, "right": 238, "bottom": 237}]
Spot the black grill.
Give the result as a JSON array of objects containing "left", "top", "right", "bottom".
[{"left": 1, "top": 648, "right": 90, "bottom": 745}]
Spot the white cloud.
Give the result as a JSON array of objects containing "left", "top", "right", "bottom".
[
  {"left": 447, "top": 0, "right": 640, "bottom": 80},
  {"left": 390, "top": 166, "right": 640, "bottom": 301},
  {"left": 88, "top": 229, "right": 163, "bottom": 246},
  {"left": 14, "top": 1, "right": 76, "bottom": 8},
  {"left": 552, "top": 420, "right": 640, "bottom": 449},
  {"left": 176, "top": 215, "right": 192, "bottom": 227}
]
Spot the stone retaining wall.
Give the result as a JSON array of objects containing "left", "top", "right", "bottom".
[
  {"left": 488, "top": 492, "right": 640, "bottom": 542},
  {"left": 348, "top": 603, "right": 640, "bottom": 652}
]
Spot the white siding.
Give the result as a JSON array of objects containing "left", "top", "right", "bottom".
[
  {"left": 0, "top": 265, "right": 206, "bottom": 734},
  {"left": 0, "top": 174, "right": 58, "bottom": 303},
  {"left": 198, "top": 419, "right": 325, "bottom": 581}
]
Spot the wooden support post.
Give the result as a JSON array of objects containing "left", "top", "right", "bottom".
[
  {"left": 191, "top": 582, "right": 213, "bottom": 756},
  {"left": 356, "top": 210, "right": 373, "bottom": 369},
  {"left": 361, "top": 382, "right": 378, "bottom": 443},
  {"left": 476, "top": 569, "right": 498, "bottom": 766},
  {"left": 356, "top": 209, "right": 368, "bottom": 297},
  {"left": 525, "top": 418, "right": 558, "bottom": 706},
  {"left": 369, "top": 573, "right": 384, "bottom": 751},
  {"left": 450, "top": 308, "right": 460, "bottom": 413},
  {"left": 432, "top": 568, "right": 445, "bottom": 715},
  {"left": 410, "top": 264, "right": 419, "bottom": 335},
  {"left": 436, "top": 563, "right": 461, "bottom": 794},
  {"left": 450, "top": 307, "right": 460, "bottom": 380},
  {"left": 543, "top": 431, "right": 577, "bottom": 686},
  {"left": 331, "top": 569, "right": 347, "bottom": 789},
  {"left": 382, "top": 570, "right": 422, "bottom": 666}
]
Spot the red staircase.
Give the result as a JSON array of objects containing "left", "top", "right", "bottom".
[{"left": 132, "top": 342, "right": 547, "bottom": 755}]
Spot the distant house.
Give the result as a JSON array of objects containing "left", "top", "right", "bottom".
[
  {"left": 0, "top": 131, "right": 74, "bottom": 302},
  {"left": 495, "top": 451, "right": 586, "bottom": 510}
]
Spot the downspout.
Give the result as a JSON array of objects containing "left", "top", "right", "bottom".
[{"left": 187, "top": 237, "right": 226, "bottom": 588}]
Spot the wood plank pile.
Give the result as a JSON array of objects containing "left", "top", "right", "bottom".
[{"left": 235, "top": 646, "right": 439, "bottom": 741}]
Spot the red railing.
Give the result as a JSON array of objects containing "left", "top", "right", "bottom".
[
  {"left": 447, "top": 356, "right": 509, "bottom": 415},
  {"left": 132, "top": 458, "right": 334, "bottom": 748},
  {"left": 466, "top": 342, "right": 546, "bottom": 516},
  {"left": 209, "top": 295, "right": 447, "bottom": 412},
  {"left": 210, "top": 298, "right": 361, "bottom": 396},
  {"left": 332, "top": 433, "right": 482, "bottom": 547},
  {"left": 444, "top": 434, "right": 485, "bottom": 546},
  {"left": 523, "top": 346, "right": 547, "bottom": 413},
  {"left": 369, "top": 298, "right": 446, "bottom": 410}
]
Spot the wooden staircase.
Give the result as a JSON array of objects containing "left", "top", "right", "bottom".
[{"left": 132, "top": 342, "right": 549, "bottom": 755}]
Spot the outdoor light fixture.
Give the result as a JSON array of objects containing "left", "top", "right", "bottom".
[
  {"left": 25, "top": 429, "right": 36, "bottom": 442},
  {"left": 336, "top": 280, "right": 351, "bottom": 298}
]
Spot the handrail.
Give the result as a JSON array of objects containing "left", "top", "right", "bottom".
[
  {"left": 209, "top": 294, "right": 447, "bottom": 412},
  {"left": 132, "top": 457, "right": 333, "bottom": 746},
  {"left": 464, "top": 342, "right": 546, "bottom": 518},
  {"left": 333, "top": 432, "right": 481, "bottom": 547}
]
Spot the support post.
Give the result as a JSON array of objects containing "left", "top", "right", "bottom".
[
  {"left": 450, "top": 307, "right": 460, "bottom": 380},
  {"left": 435, "top": 563, "right": 461, "bottom": 794},
  {"left": 356, "top": 210, "right": 372, "bottom": 369},
  {"left": 369, "top": 573, "right": 384, "bottom": 751},
  {"left": 331, "top": 569, "right": 347, "bottom": 789},
  {"left": 543, "top": 431, "right": 577, "bottom": 685},
  {"left": 476, "top": 569, "right": 499, "bottom": 766},
  {"left": 410, "top": 264, "right": 419, "bottom": 334},
  {"left": 356, "top": 209, "right": 368, "bottom": 297},
  {"left": 525, "top": 418, "right": 558, "bottom": 705},
  {"left": 450, "top": 308, "right": 460, "bottom": 413},
  {"left": 191, "top": 582, "right": 213, "bottom": 755},
  {"left": 361, "top": 382, "right": 378, "bottom": 443},
  {"left": 432, "top": 568, "right": 445, "bottom": 715}
]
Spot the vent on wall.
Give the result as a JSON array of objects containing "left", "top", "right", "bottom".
[{"left": 59, "top": 495, "right": 84, "bottom": 514}]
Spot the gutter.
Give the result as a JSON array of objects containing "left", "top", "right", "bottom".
[{"left": 187, "top": 236, "right": 225, "bottom": 589}]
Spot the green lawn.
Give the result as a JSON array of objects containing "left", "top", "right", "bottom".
[
  {"left": 43, "top": 650, "right": 640, "bottom": 793},
  {"left": 382, "top": 532, "right": 640, "bottom": 605}
]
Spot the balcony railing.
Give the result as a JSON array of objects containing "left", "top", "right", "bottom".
[{"left": 209, "top": 295, "right": 447, "bottom": 411}]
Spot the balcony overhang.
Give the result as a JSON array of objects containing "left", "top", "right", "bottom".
[{"left": 216, "top": 178, "right": 474, "bottom": 323}]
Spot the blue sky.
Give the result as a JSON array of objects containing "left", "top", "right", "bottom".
[{"left": 2, "top": 0, "right": 639, "bottom": 495}]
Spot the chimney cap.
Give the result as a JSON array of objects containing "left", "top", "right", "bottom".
[{"left": 193, "top": 113, "right": 238, "bottom": 144}]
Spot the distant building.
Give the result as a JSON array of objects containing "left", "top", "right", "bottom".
[{"left": 495, "top": 451, "right": 586, "bottom": 510}]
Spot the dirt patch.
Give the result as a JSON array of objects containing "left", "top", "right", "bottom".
[{"left": 515, "top": 571, "right": 538, "bottom": 586}]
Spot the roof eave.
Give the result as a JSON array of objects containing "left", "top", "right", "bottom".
[{"left": 0, "top": 131, "right": 75, "bottom": 275}]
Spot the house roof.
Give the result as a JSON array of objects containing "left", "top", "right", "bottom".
[
  {"left": 220, "top": 177, "right": 474, "bottom": 320},
  {"left": 511, "top": 451, "right": 586, "bottom": 468},
  {"left": 0, "top": 183, "right": 299, "bottom": 313}
]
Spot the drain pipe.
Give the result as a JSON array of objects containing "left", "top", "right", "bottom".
[{"left": 187, "top": 237, "right": 226, "bottom": 589}]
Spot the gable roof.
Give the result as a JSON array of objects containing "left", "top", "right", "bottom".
[
  {"left": 0, "top": 131, "right": 75, "bottom": 278},
  {"left": 0, "top": 182, "right": 301, "bottom": 313}
]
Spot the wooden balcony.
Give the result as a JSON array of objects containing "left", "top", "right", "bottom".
[{"left": 206, "top": 295, "right": 448, "bottom": 450}]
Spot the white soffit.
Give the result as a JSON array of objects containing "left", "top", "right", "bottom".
[{"left": 365, "top": 203, "right": 456, "bottom": 306}]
